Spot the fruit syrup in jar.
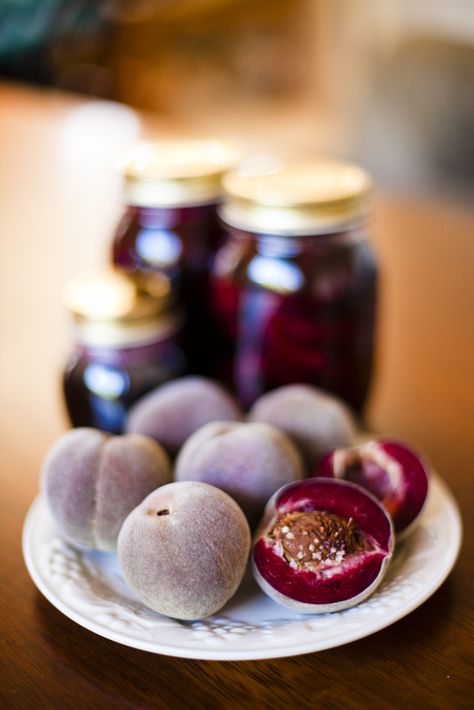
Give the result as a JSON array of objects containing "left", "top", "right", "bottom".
[
  {"left": 63, "top": 269, "right": 185, "bottom": 434},
  {"left": 112, "top": 139, "right": 237, "bottom": 376},
  {"left": 211, "top": 158, "right": 378, "bottom": 414}
]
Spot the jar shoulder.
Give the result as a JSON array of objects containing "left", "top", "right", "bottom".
[{"left": 213, "top": 231, "right": 378, "bottom": 293}]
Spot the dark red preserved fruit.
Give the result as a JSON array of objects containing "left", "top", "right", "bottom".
[{"left": 212, "top": 158, "right": 377, "bottom": 411}]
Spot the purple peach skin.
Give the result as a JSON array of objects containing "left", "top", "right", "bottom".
[
  {"left": 248, "top": 384, "right": 356, "bottom": 473},
  {"left": 41, "top": 428, "right": 171, "bottom": 551},
  {"left": 125, "top": 376, "right": 243, "bottom": 456},
  {"left": 175, "top": 420, "right": 304, "bottom": 524},
  {"left": 118, "top": 481, "right": 251, "bottom": 620}
]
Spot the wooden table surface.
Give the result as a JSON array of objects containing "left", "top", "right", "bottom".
[{"left": 1, "top": 83, "right": 473, "bottom": 709}]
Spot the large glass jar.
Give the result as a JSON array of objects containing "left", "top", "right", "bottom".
[
  {"left": 112, "top": 139, "right": 237, "bottom": 375},
  {"left": 63, "top": 268, "right": 185, "bottom": 433},
  {"left": 212, "top": 158, "right": 378, "bottom": 413}
]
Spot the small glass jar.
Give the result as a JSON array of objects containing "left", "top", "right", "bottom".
[
  {"left": 212, "top": 158, "right": 378, "bottom": 413},
  {"left": 63, "top": 268, "right": 185, "bottom": 433},
  {"left": 112, "top": 139, "right": 237, "bottom": 375}
]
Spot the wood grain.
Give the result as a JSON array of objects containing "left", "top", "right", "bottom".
[{"left": 0, "top": 83, "right": 473, "bottom": 709}]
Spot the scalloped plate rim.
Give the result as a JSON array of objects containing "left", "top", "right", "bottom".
[{"left": 22, "top": 474, "right": 462, "bottom": 661}]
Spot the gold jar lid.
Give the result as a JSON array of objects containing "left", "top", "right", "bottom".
[
  {"left": 123, "top": 138, "right": 239, "bottom": 208},
  {"left": 220, "top": 157, "right": 372, "bottom": 235},
  {"left": 65, "top": 268, "right": 177, "bottom": 347}
]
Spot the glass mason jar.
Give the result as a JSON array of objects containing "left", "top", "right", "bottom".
[
  {"left": 63, "top": 268, "right": 185, "bottom": 433},
  {"left": 112, "top": 139, "right": 237, "bottom": 376},
  {"left": 212, "top": 158, "right": 378, "bottom": 413}
]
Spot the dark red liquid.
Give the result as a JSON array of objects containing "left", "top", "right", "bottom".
[
  {"left": 63, "top": 337, "right": 185, "bottom": 433},
  {"left": 112, "top": 203, "right": 223, "bottom": 376},
  {"left": 211, "top": 227, "right": 377, "bottom": 412}
]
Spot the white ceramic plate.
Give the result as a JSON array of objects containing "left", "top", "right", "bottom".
[{"left": 23, "top": 475, "right": 462, "bottom": 661}]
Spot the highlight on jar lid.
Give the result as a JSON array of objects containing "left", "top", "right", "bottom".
[
  {"left": 65, "top": 268, "right": 174, "bottom": 346},
  {"left": 123, "top": 138, "right": 239, "bottom": 207},
  {"left": 220, "top": 156, "right": 372, "bottom": 234}
]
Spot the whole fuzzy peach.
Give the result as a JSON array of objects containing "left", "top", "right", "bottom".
[
  {"left": 125, "top": 376, "right": 242, "bottom": 456},
  {"left": 41, "top": 428, "right": 171, "bottom": 551},
  {"left": 118, "top": 481, "right": 251, "bottom": 620},
  {"left": 248, "top": 384, "right": 356, "bottom": 473},
  {"left": 175, "top": 421, "right": 304, "bottom": 523}
]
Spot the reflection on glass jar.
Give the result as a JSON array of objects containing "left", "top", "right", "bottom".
[
  {"left": 112, "top": 139, "right": 237, "bottom": 375},
  {"left": 63, "top": 268, "right": 185, "bottom": 433},
  {"left": 212, "top": 158, "right": 378, "bottom": 413}
]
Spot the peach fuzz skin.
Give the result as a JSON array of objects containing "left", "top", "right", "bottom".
[
  {"left": 118, "top": 481, "right": 251, "bottom": 620},
  {"left": 41, "top": 428, "right": 171, "bottom": 551}
]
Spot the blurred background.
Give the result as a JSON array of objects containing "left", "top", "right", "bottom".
[
  {"left": 1, "top": 0, "right": 473, "bottom": 199},
  {"left": 0, "top": 0, "right": 473, "bottom": 479}
]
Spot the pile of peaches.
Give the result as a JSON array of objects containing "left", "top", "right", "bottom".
[{"left": 41, "top": 378, "right": 429, "bottom": 620}]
